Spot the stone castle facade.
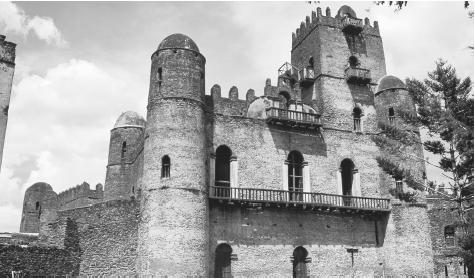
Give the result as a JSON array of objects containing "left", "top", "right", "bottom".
[{"left": 11, "top": 5, "right": 467, "bottom": 277}]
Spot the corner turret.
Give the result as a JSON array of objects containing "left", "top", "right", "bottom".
[
  {"left": 138, "top": 33, "right": 209, "bottom": 277},
  {"left": 19, "top": 182, "right": 58, "bottom": 233}
]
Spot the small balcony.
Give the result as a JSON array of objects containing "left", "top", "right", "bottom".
[
  {"left": 266, "top": 107, "right": 322, "bottom": 129},
  {"left": 341, "top": 17, "right": 363, "bottom": 35},
  {"left": 209, "top": 186, "right": 391, "bottom": 214},
  {"left": 345, "top": 67, "right": 371, "bottom": 85},
  {"left": 298, "top": 67, "right": 316, "bottom": 87}
]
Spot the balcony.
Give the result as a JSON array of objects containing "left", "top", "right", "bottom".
[
  {"left": 298, "top": 67, "right": 316, "bottom": 87},
  {"left": 341, "top": 17, "right": 363, "bottom": 35},
  {"left": 345, "top": 67, "right": 371, "bottom": 85},
  {"left": 209, "top": 186, "right": 391, "bottom": 214},
  {"left": 266, "top": 107, "right": 322, "bottom": 129}
]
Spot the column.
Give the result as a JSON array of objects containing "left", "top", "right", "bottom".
[
  {"left": 336, "top": 169, "right": 342, "bottom": 206},
  {"left": 352, "top": 170, "right": 361, "bottom": 196},
  {"left": 283, "top": 161, "right": 289, "bottom": 201},
  {"left": 302, "top": 162, "right": 311, "bottom": 202},
  {"left": 209, "top": 153, "right": 215, "bottom": 188},
  {"left": 230, "top": 156, "right": 238, "bottom": 198}
]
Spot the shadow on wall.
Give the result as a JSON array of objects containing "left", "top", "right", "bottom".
[
  {"left": 269, "top": 128, "right": 327, "bottom": 158},
  {"left": 210, "top": 206, "right": 389, "bottom": 247}
]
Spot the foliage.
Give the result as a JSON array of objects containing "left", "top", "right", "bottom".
[{"left": 388, "top": 187, "right": 418, "bottom": 202}]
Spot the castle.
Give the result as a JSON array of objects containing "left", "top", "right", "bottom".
[{"left": 3, "top": 5, "right": 467, "bottom": 278}]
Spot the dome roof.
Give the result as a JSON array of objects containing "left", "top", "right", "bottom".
[
  {"left": 376, "top": 75, "right": 407, "bottom": 94},
  {"left": 157, "top": 33, "right": 199, "bottom": 52},
  {"left": 27, "top": 182, "right": 53, "bottom": 192},
  {"left": 114, "top": 111, "right": 145, "bottom": 128},
  {"left": 337, "top": 5, "right": 357, "bottom": 18}
]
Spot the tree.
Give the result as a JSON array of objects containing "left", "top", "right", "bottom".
[{"left": 374, "top": 60, "right": 474, "bottom": 276}]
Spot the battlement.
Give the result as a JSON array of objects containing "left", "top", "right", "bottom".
[
  {"left": 57, "top": 182, "right": 104, "bottom": 209},
  {"left": 291, "top": 7, "right": 380, "bottom": 50},
  {"left": 206, "top": 84, "right": 257, "bottom": 116},
  {"left": 0, "top": 35, "right": 16, "bottom": 65}
]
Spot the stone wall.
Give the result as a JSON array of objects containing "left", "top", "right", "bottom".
[{"left": 43, "top": 199, "right": 139, "bottom": 277}]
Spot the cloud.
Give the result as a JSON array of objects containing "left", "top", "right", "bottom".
[
  {"left": 0, "top": 59, "right": 146, "bottom": 232},
  {"left": 0, "top": 1, "right": 66, "bottom": 46}
]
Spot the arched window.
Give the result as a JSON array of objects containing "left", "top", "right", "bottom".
[
  {"left": 353, "top": 107, "right": 362, "bottom": 132},
  {"left": 308, "top": 57, "right": 314, "bottom": 69},
  {"left": 349, "top": 56, "right": 359, "bottom": 68},
  {"left": 121, "top": 142, "right": 127, "bottom": 160},
  {"left": 292, "top": 246, "right": 308, "bottom": 278},
  {"left": 395, "top": 180, "right": 403, "bottom": 195},
  {"left": 161, "top": 155, "right": 170, "bottom": 178},
  {"left": 341, "top": 158, "right": 354, "bottom": 197},
  {"left": 35, "top": 201, "right": 40, "bottom": 211},
  {"left": 214, "top": 243, "right": 233, "bottom": 278},
  {"left": 215, "top": 145, "right": 232, "bottom": 188},
  {"left": 388, "top": 107, "right": 395, "bottom": 125},
  {"left": 444, "top": 226, "right": 455, "bottom": 246},
  {"left": 288, "top": 151, "right": 304, "bottom": 201}
]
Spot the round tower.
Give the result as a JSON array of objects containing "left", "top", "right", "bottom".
[
  {"left": 137, "top": 34, "right": 208, "bottom": 277},
  {"left": 104, "top": 111, "right": 145, "bottom": 200},
  {"left": 19, "top": 182, "right": 58, "bottom": 233}
]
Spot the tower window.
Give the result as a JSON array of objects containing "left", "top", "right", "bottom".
[
  {"left": 292, "top": 246, "right": 308, "bottom": 278},
  {"left": 161, "top": 155, "right": 170, "bottom": 178},
  {"left": 444, "top": 226, "right": 455, "bottom": 246},
  {"left": 308, "top": 57, "right": 314, "bottom": 69},
  {"left": 288, "top": 151, "right": 304, "bottom": 201},
  {"left": 349, "top": 56, "right": 359, "bottom": 68},
  {"left": 395, "top": 180, "right": 403, "bottom": 195},
  {"left": 353, "top": 107, "right": 362, "bottom": 132},
  {"left": 121, "top": 142, "right": 127, "bottom": 161},
  {"left": 214, "top": 243, "right": 233, "bottom": 278},
  {"left": 157, "top": 67, "right": 163, "bottom": 89},
  {"left": 215, "top": 145, "right": 232, "bottom": 189},
  {"left": 388, "top": 107, "right": 395, "bottom": 125},
  {"left": 35, "top": 201, "right": 40, "bottom": 210}
]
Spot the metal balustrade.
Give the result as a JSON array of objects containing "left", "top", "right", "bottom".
[
  {"left": 209, "top": 186, "right": 391, "bottom": 212},
  {"left": 298, "top": 68, "right": 316, "bottom": 86},
  {"left": 341, "top": 17, "right": 363, "bottom": 34},
  {"left": 266, "top": 107, "right": 322, "bottom": 128},
  {"left": 344, "top": 67, "right": 372, "bottom": 85}
]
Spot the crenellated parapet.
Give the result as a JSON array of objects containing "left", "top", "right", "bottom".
[
  {"left": 291, "top": 6, "right": 380, "bottom": 50},
  {"left": 57, "top": 182, "right": 103, "bottom": 210},
  {"left": 0, "top": 35, "right": 16, "bottom": 65},
  {"left": 206, "top": 84, "right": 257, "bottom": 116}
]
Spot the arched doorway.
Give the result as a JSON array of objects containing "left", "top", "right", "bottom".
[
  {"left": 215, "top": 145, "right": 232, "bottom": 197},
  {"left": 214, "top": 243, "right": 233, "bottom": 278},
  {"left": 292, "top": 246, "right": 308, "bottom": 278}
]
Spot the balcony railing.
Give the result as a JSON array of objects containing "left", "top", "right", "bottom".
[
  {"left": 344, "top": 67, "right": 371, "bottom": 85},
  {"left": 298, "top": 67, "right": 316, "bottom": 86},
  {"left": 341, "top": 17, "right": 363, "bottom": 34},
  {"left": 209, "top": 186, "right": 391, "bottom": 212},
  {"left": 266, "top": 107, "right": 322, "bottom": 129}
]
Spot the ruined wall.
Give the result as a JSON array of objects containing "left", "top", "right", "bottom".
[
  {"left": 0, "top": 35, "right": 15, "bottom": 171},
  {"left": 43, "top": 199, "right": 139, "bottom": 277},
  {"left": 20, "top": 182, "right": 58, "bottom": 233},
  {"left": 57, "top": 182, "right": 103, "bottom": 210},
  {"left": 427, "top": 195, "right": 468, "bottom": 278}
]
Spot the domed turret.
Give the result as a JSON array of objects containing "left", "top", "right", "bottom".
[
  {"left": 337, "top": 5, "right": 357, "bottom": 18},
  {"left": 375, "top": 75, "right": 407, "bottom": 95},
  {"left": 114, "top": 111, "right": 145, "bottom": 129},
  {"left": 138, "top": 34, "right": 208, "bottom": 277},
  {"left": 157, "top": 33, "right": 200, "bottom": 52},
  {"left": 105, "top": 111, "right": 145, "bottom": 201}
]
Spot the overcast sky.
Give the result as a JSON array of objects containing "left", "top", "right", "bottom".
[{"left": 0, "top": 1, "right": 473, "bottom": 232}]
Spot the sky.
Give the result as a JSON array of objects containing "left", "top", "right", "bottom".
[{"left": 0, "top": 1, "right": 473, "bottom": 232}]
